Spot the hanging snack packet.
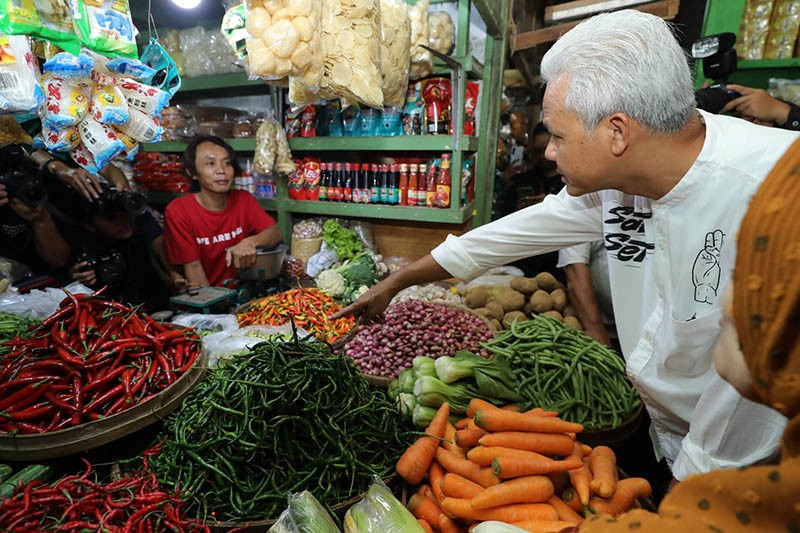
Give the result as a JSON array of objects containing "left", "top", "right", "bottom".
[
  {"left": 41, "top": 75, "right": 91, "bottom": 129},
  {"left": 0, "top": 34, "right": 45, "bottom": 114},
  {"left": 116, "top": 108, "right": 164, "bottom": 143},
  {"left": 70, "top": 141, "right": 101, "bottom": 175},
  {"left": 41, "top": 124, "right": 81, "bottom": 152},
  {"left": 409, "top": 0, "right": 433, "bottom": 80},
  {"left": 106, "top": 57, "right": 157, "bottom": 79},
  {"left": 118, "top": 77, "right": 171, "bottom": 117},
  {"left": 114, "top": 129, "right": 139, "bottom": 160},
  {"left": 42, "top": 52, "right": 94, "bottom": 78},
  {"left": 78, "top": 116, "right": 125, "bottom": 169},
  {"left": 287, "top": 158, "right": 305, "bottom": 200},
  {"left": 319, "top": 0, "right": 384, "bottom": 108},
  {"left": 90, "top": 83, "right": 130, "bottom": 125},
  {"left": 0, "top": 1, "right": 79, "bottom": 54},
  {"left": 69, "top": 0, "right": 137, "bottom": 58},
  {"left": 245, "top": 0, "right": 323, "bottom": 89},
  {"left": 379, "top": 0, "right": 411, "bottom": 108}
]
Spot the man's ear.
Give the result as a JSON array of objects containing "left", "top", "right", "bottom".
[{"left": 606, "top": 113, "right": 631, "bottom": 157}]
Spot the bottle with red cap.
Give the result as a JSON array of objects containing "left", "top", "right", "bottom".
[{"left": 343, "top": 162, "right": 354, "bottom": 202}]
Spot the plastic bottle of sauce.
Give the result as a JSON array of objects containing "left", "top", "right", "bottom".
[
  {"left": 436, "top": 153, "right": 451, "bottom": 208},
  {"left": 370, "top": 163, "right": 380, "bottom": 203}
]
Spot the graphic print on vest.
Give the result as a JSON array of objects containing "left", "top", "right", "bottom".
[
  {"left": 691, "top": 229, "right": 724, "bottom": 305},
  {"left": 604, "top": 205, "right": 653, "bottom": 264}
]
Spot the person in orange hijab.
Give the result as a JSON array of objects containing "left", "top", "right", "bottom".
[{"left": 576, "top": 138, "right": 800, "bottom": 531}]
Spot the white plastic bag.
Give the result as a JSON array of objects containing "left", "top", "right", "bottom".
[
  {"left": 0, "top": 282, "right": 92, "bottom": 319},
  {"left": 171, "top": 313, "right": 239, "bottom": 333},
  {"left": 0, "top": 34, "right": 45, "bottom": 113},
  {"left": 202, "top": 324, "right": 313, "bottom": 366}
]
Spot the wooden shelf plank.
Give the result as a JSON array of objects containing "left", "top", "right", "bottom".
[{"left": 512, "top": 0, "right": 680, "bottom": 51}]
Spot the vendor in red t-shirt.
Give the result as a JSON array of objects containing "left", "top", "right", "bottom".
[{"left": 164, "top": 136, "right": 282, "bottom": 288}]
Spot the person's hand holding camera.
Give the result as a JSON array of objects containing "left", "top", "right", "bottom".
[
  {"left": 720, "top": 84, "right": 791, "bottom": 126},
  {"left": 0, "top": 184, "right": 7, "bottom": 207},
  {"left": 45, "top": 160, "right": 103, "bottom": 202},
  {"left": 226, "top": 239, "right": 258, "bottom": 270},
  {"left": 70, "top": 261, "right": 97, "bottom": 286},
  {"left": 7, "top": 199, "right": 50, "bottom": 225}
]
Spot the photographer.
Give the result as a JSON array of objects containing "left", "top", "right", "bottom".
[
  {"left": 0, "top": 145, "right": 71, "bottom": 275},
  {"left": 718, "top": 83, "right": 800, "bottom": 130},
  {"left": 51, "top": 183, "right": 173, "bottom": 312}
]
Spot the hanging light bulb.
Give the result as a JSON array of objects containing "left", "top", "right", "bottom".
[{"left": 171, "top": 0, "right": 201, "bottom": 8}]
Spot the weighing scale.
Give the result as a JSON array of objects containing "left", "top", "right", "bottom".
[{"left": 169, "top": 286, "right": 239, "bottom": 314}]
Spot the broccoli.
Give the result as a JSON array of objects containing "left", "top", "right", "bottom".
[{"left": 315, "top": 252, "right": 378, "bottom": 303}]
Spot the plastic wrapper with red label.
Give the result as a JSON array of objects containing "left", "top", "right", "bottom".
[
  {"left": 0, "top": 34, "right": 45, "bottom": 114},
  {"left": 300, "top": 105, "right": 316, "bottom": 137},
  {"left": 302, "top": 157, "right": 321, "bottom": 201},
  {"left": 70, "top": 142, "right": 101, "bottom": 175},
  {"left": 287, "top": 158, "right": 305, "bottom": 200},
  {"left": 78, "top": 116, "right": 125, "bottom": 169},
  {"left": 40, "top": 124, "right": 81, "bottom": 152},
  {"left": 90, "top": 83, "right": 130, "bottom": 125},
  {"left": 41, "top": 74, "right": 91, "bottom": 129},
  {"left": 133, "top": 153, "right": 191, "bottom": 193},
  {"left": 464, "top": 81, "right": 480, "bottom": 136},
  {"left": 422, "top": 77, "right": 452, "bottom": 135},
  {"left": 116, "top": 108, "right": 164, "bottom": 143},
  {"left": 118, "top": 77, "right": 171, "bottom": 118}
]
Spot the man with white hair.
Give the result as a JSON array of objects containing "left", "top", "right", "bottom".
[{"left": 334, "top": 10, "right": 797, "bottom": 481}]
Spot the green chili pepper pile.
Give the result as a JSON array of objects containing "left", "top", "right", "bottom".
[
  {"left": 481, "top": 316, "right": 641, "bottom": 430},
  {"left": 147, "top": 337, "right": 413, "bottom": 523}
]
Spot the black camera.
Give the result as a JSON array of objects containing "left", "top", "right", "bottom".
[
  {"left": 0, "top": 145, "right": 48, "bottom": 207},
  {"left": 0, "top": 170, "right": 48, "bottom": 207},
  {"left": 80, "top": 251, "right": 127, "bottom": 288},
  {"left": 693, "top": 32, "right": 741, "bottom": 114},
  {"left": 94, "top": 188, "right": 147, "bottom": 217}
]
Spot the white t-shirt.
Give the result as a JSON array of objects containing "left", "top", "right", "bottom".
[
  {"left": 431, "top": 110, "right": 796, "bottom": 479},
  {"left": 557, "top": 241, "right": 614, "bottom": 327}
]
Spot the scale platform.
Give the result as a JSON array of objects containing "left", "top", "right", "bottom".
[{"left": 169, "top": 286, "right": 239, "bottom": 314}]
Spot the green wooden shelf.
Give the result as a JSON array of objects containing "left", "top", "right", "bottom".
[
  {"left": 738, "top": 58, "right": 800, "bottom": 69},
  {"left": 145, "top": 192, "right": 473, "bottom": 223},
  {"left": 143, "top": 136, "right": 478, "bottom": 153},
  {"left": 289, "top": 135, "right": 479, "bottom": 152},
  {"left": 178, "top": 72, "right": 266, "bottom": 92}
]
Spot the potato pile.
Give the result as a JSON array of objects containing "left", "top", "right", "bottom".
[
  {"left": 320, "top": 0, "right": 384, "bottom": 108},
  {"left": 380, "top": 0, "right": 411, "bottom": 108},
  {"left": 245, "top": 0, "right": 323, "bottom": 86},
  {"left": 463, "top": 272, "right": 584, "bottom": 332}
]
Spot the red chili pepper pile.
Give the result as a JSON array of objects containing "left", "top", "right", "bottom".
[
  {"left": 236, "top": 288, "right": 356, "bottom": 344},
  {"left": 0, "top": 459, "right": 208, "bottom": 532},
  {"left": 0, "top": 292, "right": 202, "bottom": 434}
]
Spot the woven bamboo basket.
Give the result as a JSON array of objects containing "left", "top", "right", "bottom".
[{"left": 290, "top": 235, "right": 323, "bottom": 266}]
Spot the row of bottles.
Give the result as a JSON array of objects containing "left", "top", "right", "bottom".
[{"left": 316, "top": 154, "right": 452, "bottom": 208}]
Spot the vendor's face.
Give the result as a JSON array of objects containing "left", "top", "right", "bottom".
[
  {"left": 193, "top": 142, "right": 234, "bottom": 194},
  {"left": 714, "top": 285, "right": 754, "bottom": 398},
  {"left": 542, "top": 77, "right": 615, "bottom": 196}
]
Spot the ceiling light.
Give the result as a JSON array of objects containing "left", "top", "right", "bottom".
[{"left": 171, "top": 0, "right": 201, "bottom": 9}]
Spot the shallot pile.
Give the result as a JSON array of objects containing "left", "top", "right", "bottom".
[{"left": 344, "top": 300, "right": 493, "bottom": 377}]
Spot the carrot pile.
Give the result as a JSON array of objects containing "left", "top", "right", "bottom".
[
  {"left": 235, "top": 288, "right": 356, "bottom": 344},
  {"left": 396, "top": 399, "right": 652, "bottom": 533}
]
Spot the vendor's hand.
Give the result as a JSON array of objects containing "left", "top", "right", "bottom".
[
  {"left": 0, "top": 184, "right": 7, "bottom": 207},
  {"left": 58, "top": 167, "right": 103, "bottom": 201},
  {"left": 70, "top": 261, "right": 97, "bottom": 286},
  {"left": 330, "top": 280, "right": 396, "bottom": 324},
  {"left": 226, "top": 240, "right": 258, "bottom": 269},
  {"left": 9, "top": 199, "right": 50, "bottom": 224},
  {"left": 720, "top": 84, "right": 791, "bottom": 125},
  {"left": 170, "top": 271, "right": 189, "bottom": 293}
]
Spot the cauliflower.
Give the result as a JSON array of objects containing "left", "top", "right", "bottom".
[
  {"left": 351, "top": 285, "right": 369, "bottom": 300},
  {"left": 315, "top": 269, "right": 346, "bottom": 297}
]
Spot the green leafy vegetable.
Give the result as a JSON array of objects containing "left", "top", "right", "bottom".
[{"left": 322, "top": 219, "right": 363, "bottom": 261}]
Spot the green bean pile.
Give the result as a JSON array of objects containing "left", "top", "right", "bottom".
[
  {"left": 481, "top": 316, "right": 641, "bottom": 430},
  {"left": 147, "top": 337, "right": 412, "bottom": 523}
]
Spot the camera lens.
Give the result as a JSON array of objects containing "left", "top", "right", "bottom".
[
  {"left": 695, "top": 87, "right": 734, "bottom": 114},
  {"left": 121, "top": 192, "right": 147, "bottom": 216}
]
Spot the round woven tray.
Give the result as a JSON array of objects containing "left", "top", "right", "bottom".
[
  {"left": 0, "top": 348, "right": 208, "bottom": 461},
  {"left": 579, "top": 403, "right": 645, "bottom": 449}
]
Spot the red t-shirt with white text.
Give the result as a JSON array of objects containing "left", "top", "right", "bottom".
[{"left": 164, "top": 190, "right": 275, "bottom": 286}]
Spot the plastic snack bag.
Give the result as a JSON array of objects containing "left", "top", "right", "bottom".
[
  {"left": 0, "top": 34, "right": 45, "bottom": 114},
  {"left": 90, "top": 83, "right": 130, "bottom": 125},
  {"left": 319, "top": 0, "right": 384, "bottom": 108},
  {"left": 41, "top": 123, "right": 81, "bottom": 152},
  {"left": 106, "top": 57, "right": 157, "bottom": 79},
  {"left": 117, "top": 77, "right": 171, "bottom": 117},
  {"left": 428, "top": 11, "right": 455, "bottom": 55},
  {"left": 379, "top": 0, "right": 410, "bottom": 108},
  {"left": 0, "top": 0, "right": 79, "bottom": 54},
  {"left": 70, "top": 141, "right": 101, "bottom": 175},
  {"left": 42, "top": 51, "right": 94, "bottom": 78},
  {"left": 245, "top": 0, "right": 323, "bottom": 89},
  {"left": 116, "top": 108, "right": 163, "bottom": 143},
  {"left": 78, "top": 116, "right": 125, "bottom": 169},
  {"left": 69, "top": 0, "right": 137, "bottom": 58},
  {"left": 408, "top": 0, "right": 433, "bottom": 80},
  {"left": 40, "top": 74, "right": 91, "bottom": 129}
]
